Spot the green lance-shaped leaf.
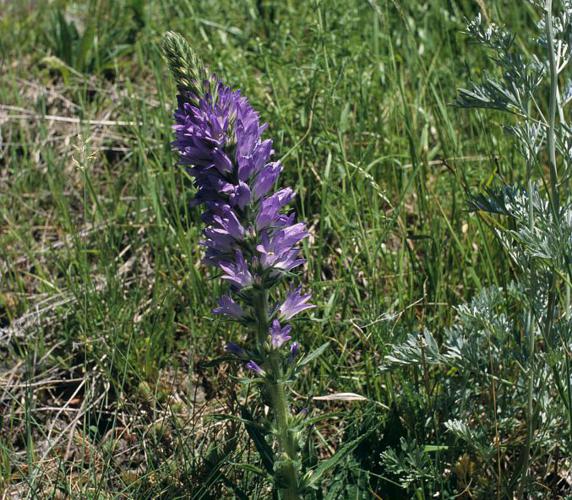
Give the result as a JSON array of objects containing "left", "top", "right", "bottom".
[
  {"left": 240, "top": 405, "right": 275, "bottom": 474},
  {"left": 302, "top": 429, "right": 373, "bottom": 490},
  {"left": 297, "top": 342, "right": 330, "bottom": 368},
  {"left": 161, "top": 31, "right": 210, "bottom": 100}
]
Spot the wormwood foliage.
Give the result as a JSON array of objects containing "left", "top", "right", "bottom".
[{"left": 381, "top": 2, "right": 572, "bottom": 497}]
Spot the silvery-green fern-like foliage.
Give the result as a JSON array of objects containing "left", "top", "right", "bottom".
[{"left": 381, "top": 2, "right": 572, "bottom": 497}]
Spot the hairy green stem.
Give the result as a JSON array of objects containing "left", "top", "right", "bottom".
[
  {"left": 254, "top": 289, "right": 270, "bottom": 347},
  {"left": 268, "top": 355, "right": 299, "bottom": 499},
  {"left": 253, "top": 289, "right": 299, "bottom": 498}
]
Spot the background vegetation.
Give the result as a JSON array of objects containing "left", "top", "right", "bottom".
[{"left": 1, "top": 0, "right": 569, "bottom": 497}]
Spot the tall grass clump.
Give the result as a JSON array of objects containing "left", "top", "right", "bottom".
[{"left": 42, "top": 0, "right": 146, "bottom": 79}]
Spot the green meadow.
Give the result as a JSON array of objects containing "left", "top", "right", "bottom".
[{"left": 1, "top": 1, "right": 569, "bottom": 498}]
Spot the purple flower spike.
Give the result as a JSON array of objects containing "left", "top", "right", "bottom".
[
  {"left": 214, "top": 295, "right": 245, "bottom": 319},
  {"left": 167, "top": 34, "right": 315, "bottom": 378},
  {"left": 270, "top": 319, "right": 292, "bottom": 349},
  {"left": 279, "top": 286, "right": 315, "bottom": 320},
  {"left": 171, "top": 72, "right": 309, "bottom": 283},
  {"left": 246, "top": 360, "right": 265, "bottom": 375},
  {"left": 163, "top": 33, "right": 321, "bottom": 493}
]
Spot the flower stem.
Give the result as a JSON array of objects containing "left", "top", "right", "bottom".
[
  {"left": 253, "top": 289, "right": 299, "bottom": 498},
  {"left": 254, "top": 288, "right": 270, "bottom": 347},
  {"left": 268, "top": 357, "right": 299, "bottom": 499}
]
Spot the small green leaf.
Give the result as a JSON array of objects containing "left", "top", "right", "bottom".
[
  {"left": 423, "top": 445, "right": 449, "bottom": 452},
  {"left": 302, "top": 411, "right": 343, "bottom": 428},
  {"left": 77, "top": 21, "right": 96, "bottom": 73},
  {"left": 232, "top": 463, "right": 268, "bottom": 478},
  {"left": 298, "top": 342, "right": 330, "bottom": 367}
]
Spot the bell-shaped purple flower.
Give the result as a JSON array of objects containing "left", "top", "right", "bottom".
[
  {"left": 214, "top": 295, "right": 245, "bottom": 319},
  {"left": 238, "top": 139, "right": 273, "bottom": 182},
  {"left": 252, "top": 162, "right": 282, "bottom": 201},
  {"left": 279, "top": 286, "right": 315, "bottom": 320},
  {"left": 219, "top": 250, "right": 253, "bottom": 288},
  {"left": 269, "top": 319, "right": 292, "bottom": 349},
  {"left": 246, "top": 360, "right": 265, "bottom": 375},
  {"left": 255, "top": 188, "right": 295, "bottom": 230},
  {"left": 289, "top": 342, "right": 300, "bottom": 363},
  {"left": 256, "top": 223, "right": 308, "bottom": 271},
  {"left": 213, "top": 208, "right": 245, "bottom": 239},
  {"left": 212, "top": 148, "right": 233, "bottom": 174},
  {"left": 222, "top": 181, "right": 252, "bottom": 210}
]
